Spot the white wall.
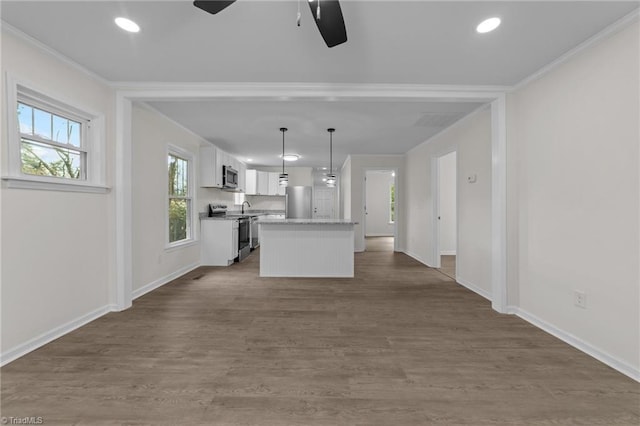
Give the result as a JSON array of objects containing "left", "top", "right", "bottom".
[
  {"left": 131, "top": 104, "right": 202, "bottom": 293},
  {"left": 438, "top": 152, "right": 457, "bottom": 255},
  {"left": 508, "top": 21, "right": 639, "bottom": 375},
  {"left": 404, "top": 108, "right": 492, "bottom": 297},
  {"left": 340, "top": 157, "right": 351, "bottom": 220},
  {"left": 365, "top": 171, "right": 394, "bottom": 236},
  {"left": 346, "top": 155, "right": 404, "bottom": 252},
  {"left": 0, "top": 29, "right": 115, "bottom": 362}
]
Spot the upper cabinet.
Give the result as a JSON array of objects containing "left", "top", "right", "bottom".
[
  {"left": 200, "top": 144, "right": 246, "bottom": 192},
  {"left": 200, "top": 144, "right": 222, "bottom": 188},
  {"left": 245, "top": 170, "right": 285, "bottom": 196}
]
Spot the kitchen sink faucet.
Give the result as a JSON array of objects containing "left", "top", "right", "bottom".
[{"left": 241, "top": 201, "right": 251, "bottom": 214}]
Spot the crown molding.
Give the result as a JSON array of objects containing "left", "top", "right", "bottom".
[
  {"left": 1, "top": 21, "right": 111, "bottom": 87},
  {"left": 511, "top": 8, "right": 639, "bottom": 92}
]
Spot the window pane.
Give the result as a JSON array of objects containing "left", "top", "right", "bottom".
[
  {"left": 33, "top": 108, "right": 52, "bottom": 140},
  {"left": 17, "top": 103, "right": 33, "bottom": 134},
  {"left": 168, "top": 154, "right": 188, "bottom": 196},
  {"left": 169, "top": 198, "right": 188, "bottom": 242},
  {"left": 21, "top": 139, "right": 82, "bottom": 179},
  {"left": 53, "top": 115, "right": 68, "bottom": 143},
  {"left": 68, "top": 120, "right": 81, "bottom": 147}
]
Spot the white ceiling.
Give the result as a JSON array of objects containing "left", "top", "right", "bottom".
[{"left": 1, "top": 1, "right": 637, "bottom": 167}]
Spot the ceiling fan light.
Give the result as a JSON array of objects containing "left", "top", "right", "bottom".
[{"left": 281, "top": 154, "right": 299, "bottom": 161}]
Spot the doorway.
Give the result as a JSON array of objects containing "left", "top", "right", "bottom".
[
  {"left": 436, "top": 151, "right": 457, "bottom": 279},
  {"left": 364, "top": 170, "right": 396, "bottom": 252}
]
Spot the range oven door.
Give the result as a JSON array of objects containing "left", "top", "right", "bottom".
[{"left": 237, "top": 217, "right": 251, "bottom": 261}]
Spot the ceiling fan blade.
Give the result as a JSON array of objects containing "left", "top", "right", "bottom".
[
  {"left": 193, "top": 0, "right": 236, "bottom": 15},
  {"left": 307, "top": 0, "right": 347, "bottom": 48}
]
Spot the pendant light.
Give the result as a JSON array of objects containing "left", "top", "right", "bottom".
[
  {"left": 326, "top": 128, "right": 337, "bottom": 187},
  {"left": 279, "top": 127, "right": 289, "bottom": 187}
]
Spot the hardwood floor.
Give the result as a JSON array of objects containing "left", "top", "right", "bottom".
[
  {"left": 437, "top": 255, "right": 456, "bottom": 280},
  {"left": 2, "top": 250, "right": 638, "bottom": 425},
  {"left": 365, "top": 236, "right": 394, "bottom": 252}
]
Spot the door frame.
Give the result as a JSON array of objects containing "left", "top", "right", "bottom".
[
  {"left": 431, "top": 148, "right": 458, "bottom": 271},
  {"left": 363, "top": 168, "right": 398, "bottom": 252},
  {"left": 115, "top": 84, "right": 507, "bottom": 314}
]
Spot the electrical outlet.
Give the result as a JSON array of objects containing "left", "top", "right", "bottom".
[{"left": 574, "top": 290, "right": 587, "bottom": 309}]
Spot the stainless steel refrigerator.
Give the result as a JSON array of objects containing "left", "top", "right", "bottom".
[{"left": 285, "top": 186, "right": 312, "bottom": 219}]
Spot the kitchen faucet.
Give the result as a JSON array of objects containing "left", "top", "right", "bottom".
[{"left": 241, "top": 200, "right": 251, "bottom": 214}]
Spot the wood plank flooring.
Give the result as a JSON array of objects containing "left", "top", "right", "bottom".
[{"left": 2, "top": 250, "right": 638, "bottom": 425}]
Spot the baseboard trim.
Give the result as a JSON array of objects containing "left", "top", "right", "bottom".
[
  {"left": 403, "top": 250, "right": 435, "bottom": 268},
  {"left": 132, "top": 262, "right": 201, "bottom": 300},
  {"left": 0, "top": 304, "right": 117, "bottom": 367},
  {"left": 456, "top": 276, "right": 492, "bottom": 301},
  {"left": 510, "top": 306, "right": 640, "bottom": 382},
  {"left": 440, "top": 250, "right": 457, "bottom": 256}
]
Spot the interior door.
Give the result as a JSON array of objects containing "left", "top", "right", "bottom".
[{"left": 313, "top": 187, "right": 335, "bottom": 219}]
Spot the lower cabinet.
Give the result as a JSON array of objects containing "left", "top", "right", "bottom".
[{"left": 201, "top": 219, "right": 238, "bottom": 266}]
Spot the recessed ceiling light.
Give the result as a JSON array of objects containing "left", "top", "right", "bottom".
[
  {"left": 280, "top": 154, "right": 299, "bottom": 161},
  {"left": 321, "top": 167, "right": 327, "bottom": 170},
  {"left": 115, "top": 17, "right": 140, "bottom": 33},
  {"left": 246, "top": 158, "right": 253, "bottom": 162},
  {"left": 476, "top": 17, "right": 501, "bottom": 34}
]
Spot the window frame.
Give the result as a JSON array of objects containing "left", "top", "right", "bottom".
[
  {"left": 3, "top": 76, "right": 108, "bottom": 193},
  {"left": 389, "top": 181, "right": 396, "bottom": 224},
  {"left": 166, "top": 145, "right": 196, "bottom": 249}
]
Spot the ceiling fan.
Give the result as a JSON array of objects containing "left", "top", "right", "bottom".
[{"left": 193, "top": 0, "right": 347, "bottom": 47}]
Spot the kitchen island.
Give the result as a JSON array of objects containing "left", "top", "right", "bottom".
[{"left": 258, "top": 218, "right": 357, "bottom": 277}]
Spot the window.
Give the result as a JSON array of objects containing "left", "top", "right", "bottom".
[
  {"left": 168, "top": 150, "right": 193, "bottom": 245},
  {"left": 4, "top": 80, "right": 107, "bottom": 193},
  {"left": 18, "top": 99, "right": 87, "bottom": 180},
  {"left": 389, "top": 182, "right": 395, "bottom": 223}
]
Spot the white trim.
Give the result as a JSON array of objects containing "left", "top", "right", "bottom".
[
  {"left": 2, "top": 176, "right": 109, "bottom": 193},
  {"left": 132, "top": 262, "right": 201, "bottom": 300},
  {"left": 166, "top": 144, "right": 196, "bottom": 247},
  {"left": 363, "top": 168, "right": 400, "bottom": 252},
  {"left": 4, "top": 73, "right": 108, "bottom": 188},
  {"left": 0, "top": 304, "right": 117, "bottom": 367},
  {"left": 510, "top": 307, "right": 640, "bottom": 383},
  {"left": 512, "top": 9, "right": 640, "bottom": 92},
  {"left": 440, "top": 250, "right": 456, "bottom": 256},
  {"left": 115, "top": 84, "right": 508, "bottom": 318},
  {"left": 115, "top": 95, "right": 132, "bottom": 311},
  {"left": 165, "top": 239, "right": 199, "bottom": 252},
  {"left": 490, "top": 96, "right": 507, "bottom": 313},
  {"left": 365, "top": 233, "right": 394, "bottom": 237},
  {"left": 1, "top": 22, "right": 110, "bottom": 87},
  {"left": 402, "top": 250, "right": 433, "bottom": 268},
  {"left": 457, "top": 276, "right": 492, "bottom": 301}
]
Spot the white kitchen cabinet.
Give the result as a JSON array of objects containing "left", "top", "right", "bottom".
[
  {"left": 200, "top": 144, "right": 222, "bottom": 187},
  {"left": 201, "top": 219, "right": 239, "bottom": 266},
  {"left": 257, "top": 171, "right": 269, "bottom": 195},
  {"left": 270, "top": 172, "right": 286, "bottom": 195},
  {"left": 237, "top": 162, "right": 247, "bottom": 193},
  {"left": 245, "top": 169, "right": 257, "bottom": 195}
]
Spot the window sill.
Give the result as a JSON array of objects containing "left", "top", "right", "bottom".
[
  {"left": 2, "top": 176, "right": 110, "bottom": 194},
  {"left": 165, "top": 239, "right": 199, "bottom": 252}
]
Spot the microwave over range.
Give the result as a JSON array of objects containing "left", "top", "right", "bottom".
[{"left": 222, "top": 165, "right": 238, "bottom": 189}]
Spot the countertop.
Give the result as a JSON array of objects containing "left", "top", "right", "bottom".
[
  {"left": 258, "top": 218, "right": 358, "bottom": 225},
  {"left": 199, "top": 211, "right": 284, "bottom": 220}
]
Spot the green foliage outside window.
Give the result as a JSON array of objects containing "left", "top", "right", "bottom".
[
  {"left": 169, "top": 154, "right": 190, "bottom": 243},
  {"left": 390, "top": 183, "right": 395, "bottom": 223}
]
